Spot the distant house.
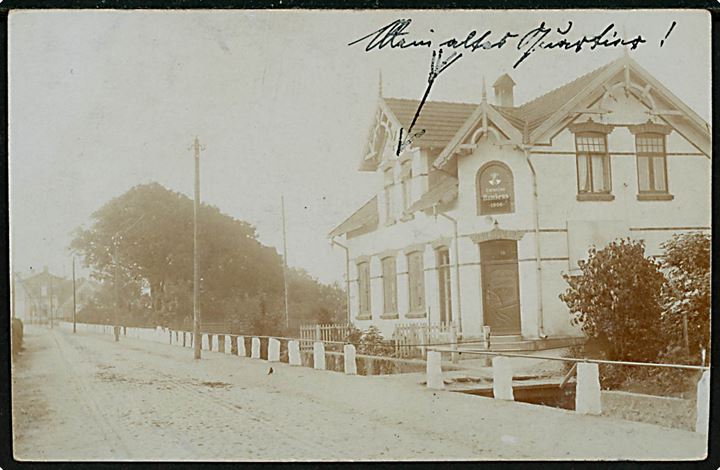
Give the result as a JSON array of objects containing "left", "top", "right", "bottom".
[
  {"left": 14, "top": 266, "right": 73, "bottom": 324},
  {"left": 329, "top": 55, "right": 710, "bottom": 349},
  {"left": 57, "top": 278, "right": 100, "bottom": 321}
]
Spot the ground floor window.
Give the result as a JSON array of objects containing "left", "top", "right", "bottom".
[{"left": 407, "top": 251, "right": 425, "bottom": 313}]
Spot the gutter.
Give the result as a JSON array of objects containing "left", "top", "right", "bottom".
[{"left": 522, "top": 146, "right": 547, "bottom": 339}]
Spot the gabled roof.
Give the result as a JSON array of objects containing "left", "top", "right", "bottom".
[
  {"left": 504, "top": 59, "right": 619, "bottom": 135},
  {"left": 328, "top": 196, "right": 378, "bottom": 238},
  {"left": 381, "top": 59, "right": 620, "bottom": 152},
  {"left": 383, "top": 98, "right": 477, "bottom": 149}
]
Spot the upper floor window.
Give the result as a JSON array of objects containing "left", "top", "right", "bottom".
[
  {"left": 357, "top": 261, "right": 371, "bottom": 317},
  {"left": 477, "top": 161, "right": 515, "bottom": 215},
  {"left": 381, "top": 257, "right": 397, "bottom": 315},
  {"left": 636, "top": 133, "right": 668, "bottom": 194},
  {"left": 575, "top": 132, "right": 612, "bottom": 196},
  {"left": 407, "top": 251, "right": 425, "bottom": 313}
]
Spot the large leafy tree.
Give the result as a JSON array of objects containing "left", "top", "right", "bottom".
[
  {"left": 71, "top": 183, "right": 343, "bottom": 331},
  {"left": 559, "top": 238, "right": 667, "bottom": 362},
  {"left": 660, "top": 232, "right": 711, "bottom": 363}
]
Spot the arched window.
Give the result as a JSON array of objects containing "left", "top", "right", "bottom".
[{"left": 477, "top": 161, "right": 515, "bottom": 215}]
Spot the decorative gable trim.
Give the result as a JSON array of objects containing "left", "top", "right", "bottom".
[{"left": 432, "top": 87, "right": 525, "bottom": 170}]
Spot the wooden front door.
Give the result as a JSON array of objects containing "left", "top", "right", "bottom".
[{"left": 480, "top": 240, "right": 521, "bottom": 335}]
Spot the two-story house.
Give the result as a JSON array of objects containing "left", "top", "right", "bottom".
[{"left": 329, "top": 54, "right": 710, "bottom": 349}]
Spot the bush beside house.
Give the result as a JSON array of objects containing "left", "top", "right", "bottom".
[{"left": 560, "top": 234, "right": 710, "bottom": 393}]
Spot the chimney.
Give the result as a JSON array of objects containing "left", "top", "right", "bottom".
[
  {"left": 43, "top": 265, "right": 49, "bottom": 274},
  {"left": 493, "top": 73, "right": 516, "bottom": 108}
]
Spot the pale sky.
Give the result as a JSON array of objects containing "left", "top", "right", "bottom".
[{"left": 9, "top": 9, "right": 710, "bottom": 284}]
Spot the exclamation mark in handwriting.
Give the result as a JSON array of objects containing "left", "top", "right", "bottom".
[{"left": 660, "top": 21, "right": 676, "bottom": 47}]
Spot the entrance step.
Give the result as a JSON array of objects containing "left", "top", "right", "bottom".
[{"left": 457, "top": 335, "right": 585, "bottom": 353}]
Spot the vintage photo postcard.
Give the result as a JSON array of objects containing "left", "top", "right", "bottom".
[{"left": 8, "top": 9, "right": 711, "bottom": 461}]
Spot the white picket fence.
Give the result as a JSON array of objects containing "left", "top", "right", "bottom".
[
  {"left": 299, "top": 323, "right": 351, "bottom": 351},
  {"left": 392, "top": 322, "right": 457, "bottom": 358}
]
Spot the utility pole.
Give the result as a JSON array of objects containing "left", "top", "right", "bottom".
[
  {"left": 72, "top": 257, "right": 77, "bottom": 334},
  {"left": 114, "top": 238, "right": 120, "bottom": 341},
  {"left": 49, "top": 275, "right": 53, "bottom": 329},
  {"left": 192, "top": 136, "right": 204, "bottom": 360},
  {"left": 281, "top": 195, "right": 290, "bottom": 330}
]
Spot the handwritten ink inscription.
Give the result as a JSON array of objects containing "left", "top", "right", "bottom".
[{"left": 348, "top": 17, "right": 676, "bottom": 155}]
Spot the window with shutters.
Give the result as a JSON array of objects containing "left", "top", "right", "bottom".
[
  {"left": 381, "top": 257, "right": 397, "bottom": 315},
  {"left": 357, "top": 262, "right": 371, "bottom": 317},
  {"left": 407, "top": 251, "right": 425, "bottom": 313},
  {"left": 636, "top": 133, "right": 669, "bottom": 195}
]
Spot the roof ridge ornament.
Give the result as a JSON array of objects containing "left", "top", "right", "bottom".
[{"left": 481, "top": 76, "right": 487, "bottom": 103}]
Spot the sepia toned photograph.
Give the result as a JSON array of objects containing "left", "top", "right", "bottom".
[{"left": 8, "top": 9, "right": 711, "bottom": 461}]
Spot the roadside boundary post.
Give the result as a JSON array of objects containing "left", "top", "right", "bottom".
[
  {"left": 313, "top": 341, "right": 326, "bottom": 370},
  {"left": 251, "top": 337, "right": 261, "bottom": 359}
]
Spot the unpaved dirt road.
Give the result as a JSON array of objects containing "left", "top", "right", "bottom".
[{"left": 11, "top": 325, "right": 706, "bottom": 461}]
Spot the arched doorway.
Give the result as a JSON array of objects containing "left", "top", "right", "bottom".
[{"left": 480, "top": 239, "right": 521, "bottom": 335}]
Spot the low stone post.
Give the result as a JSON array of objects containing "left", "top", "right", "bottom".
[
  {"left": 268, "top": 338, "right": 281, "bottom": 362},
  {"left": 313, "top": 341, "right": 326, "bottom": 370},
  {"left": 202, "top": 334, "right": 210, "bottom": 350},
  {"left": 344, "top": 344, "right": 357, "bottom": 375},
  {"left": 288, "top": 340, "right": 301, "bottom": 366},
  {"left": 251, "top": 337, "right": 261, "bottom": 359},
  {"left": 450, "top": 323, "right": 459, "bottom": 364},
  {"left": 238, "top": 336, "right": 246, "bottom": 357},
  {"left": 224, "top": 335, "right": 232, "bottom": 354},
  {"left": 575, "top": 362, "right": 601, "bottom": 415},
  {"left": 426, "top": 351, "right": 444, "bottom": 389},
  {"left": 696, "top": 370, "right": 710, "bottom": 433},
  {"left": 492, "top": 356, "right": 514, "bottom": 401}
]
